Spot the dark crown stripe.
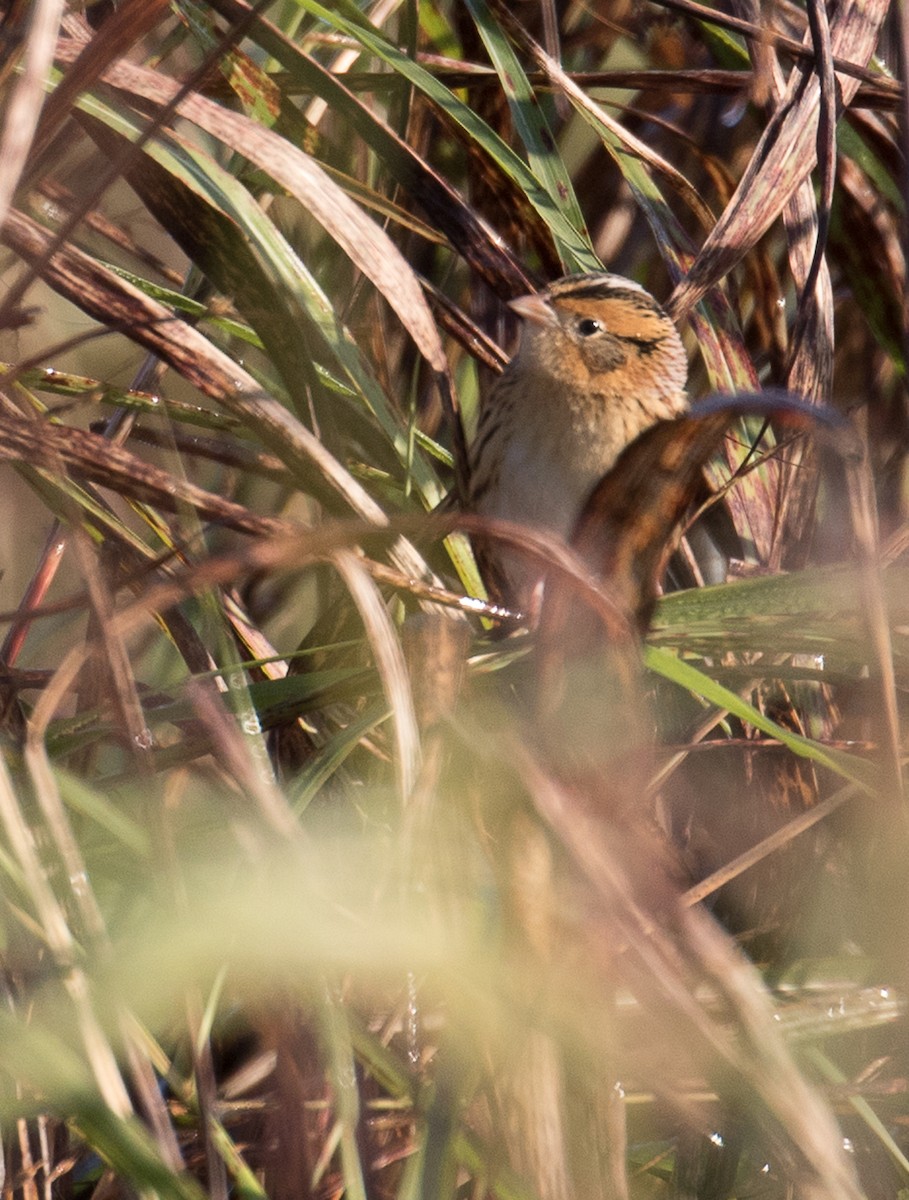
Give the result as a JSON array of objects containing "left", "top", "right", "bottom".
[{"left": 549, "top": 278, "right": 663, "bottom": 313}]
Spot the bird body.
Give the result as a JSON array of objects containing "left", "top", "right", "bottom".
[{"left": 469, "top": 273, "right": 688, "bottom": 611}]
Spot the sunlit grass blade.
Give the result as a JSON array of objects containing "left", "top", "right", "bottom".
[
  {"left": 462, "top": 0, "right": 590, "bottom": 240},
  {"left": 645, "top": 644, "right": 882, "bottom": 792},
  {"left": 288, "top": 0, "right": 600, "bottom": 273}
]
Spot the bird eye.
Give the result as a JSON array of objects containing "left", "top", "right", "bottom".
[{"left": 577, "top": 318, "right": 602, "bottom": 336}]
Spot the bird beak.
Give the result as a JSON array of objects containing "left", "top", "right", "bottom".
[{"left": 508, "top": 292, "right": 558, "bottom": 327}]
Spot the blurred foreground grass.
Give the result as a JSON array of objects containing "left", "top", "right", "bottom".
[{"left": 0, "top": 1, "right": 906, "bottom": 1197}]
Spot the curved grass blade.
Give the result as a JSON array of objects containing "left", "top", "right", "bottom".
[
  {"left": 669, "top": 0, "right": 890, "bottom": 317},
  {"left": 289, "top": 702, "right": 390, "bottom": 813},
  {"left": 55, "top": 51, "right": 449, "bottom": 508},
  {"left": 205, "top": 0, "right": 534, "bottom": 293},
  {"left": 52, "top": 36, "right": 449, "bottom": 381},
  {"left": 645, "top": 644, "right": 882, "bottom": 793},
  {"left": 0, "top": 0, "right": 65, "bottom": 231},
  {"left": 1, "top": 207, "right": 445, "bottom": 591},
  {"left": 288, "top": 0, "right": 600, "bottom": 274}
]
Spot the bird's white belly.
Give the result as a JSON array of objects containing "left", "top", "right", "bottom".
[{"left": 490, "top": 423, "right": 604, "bottom": 539}]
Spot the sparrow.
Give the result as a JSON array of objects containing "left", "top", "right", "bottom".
[
  {"left": 469, "top": 272, "right": 689, "bottom": 613},
  {"left": 467, "top": 275, "right": 842, "bottom": 1200}
]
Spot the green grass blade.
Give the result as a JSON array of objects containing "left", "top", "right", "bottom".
[
  {"left": 288, "top": 0, "right": 600, "bottom": 273},
  {"left": 462, "top": 0, "right": 590, "bottom": 239},
  {"left": 645, "top": 645, "right": 882, "bottom": 793}
]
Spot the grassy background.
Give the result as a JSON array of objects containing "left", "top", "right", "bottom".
[{"left": 0, "top": 1, "right": 906, "bottom": 1197}]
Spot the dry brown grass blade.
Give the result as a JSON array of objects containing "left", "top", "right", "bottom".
[
  {"left": 0, "top": 206, "right": 446, "bottom": 592},
  {"left": 783, "top": 143, "right": 835, "bottom": 403},
  {"left": 683, "top": 781, "right": 859, "bottom": 908},
  {"left": 343, "top": 63, "right": 898, "bottom": 109},
  {"left": 332, "top": 550, "right": 421, "bottom": 805},
  {"left": 71, "top": 527, "right": 155, "bottom": 770},
  {"left": 513, "top": 748, "right": 865, "bottom": 1200},
  {"left": 566, "top": 413, "right": 732, "bottom": 625},
  {"left": 50, "top": 35, "right": 449, "bottom": 381},
  {"left": 509, "top": 396, "right": 871, "bottom": 1200},
  {"left": 669, "top": 0, "right": 890, "bottom": 317},
  {"left": 653, "top": 0, "right": 901, "bottom": 98},
  {"left": 792, "top": 0, "right": 837, "bottom": 354},
  {"left": 0, "top": 405, "right": 286, "bottom": 537},
  {"left": 0, "top": 0, "right": 65, "bottom": 231},
  {"left": 206, "top": 0, "right": 534, "bottom": 295},
  {"left": 1, "top": 523, "right": 67, "bottom": 668},
  {"left": 844, "top": 448, "right": 905, "bottom": 808},
  {"left": 31, "top": 0, "right": 171, "bottom": 160}
]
